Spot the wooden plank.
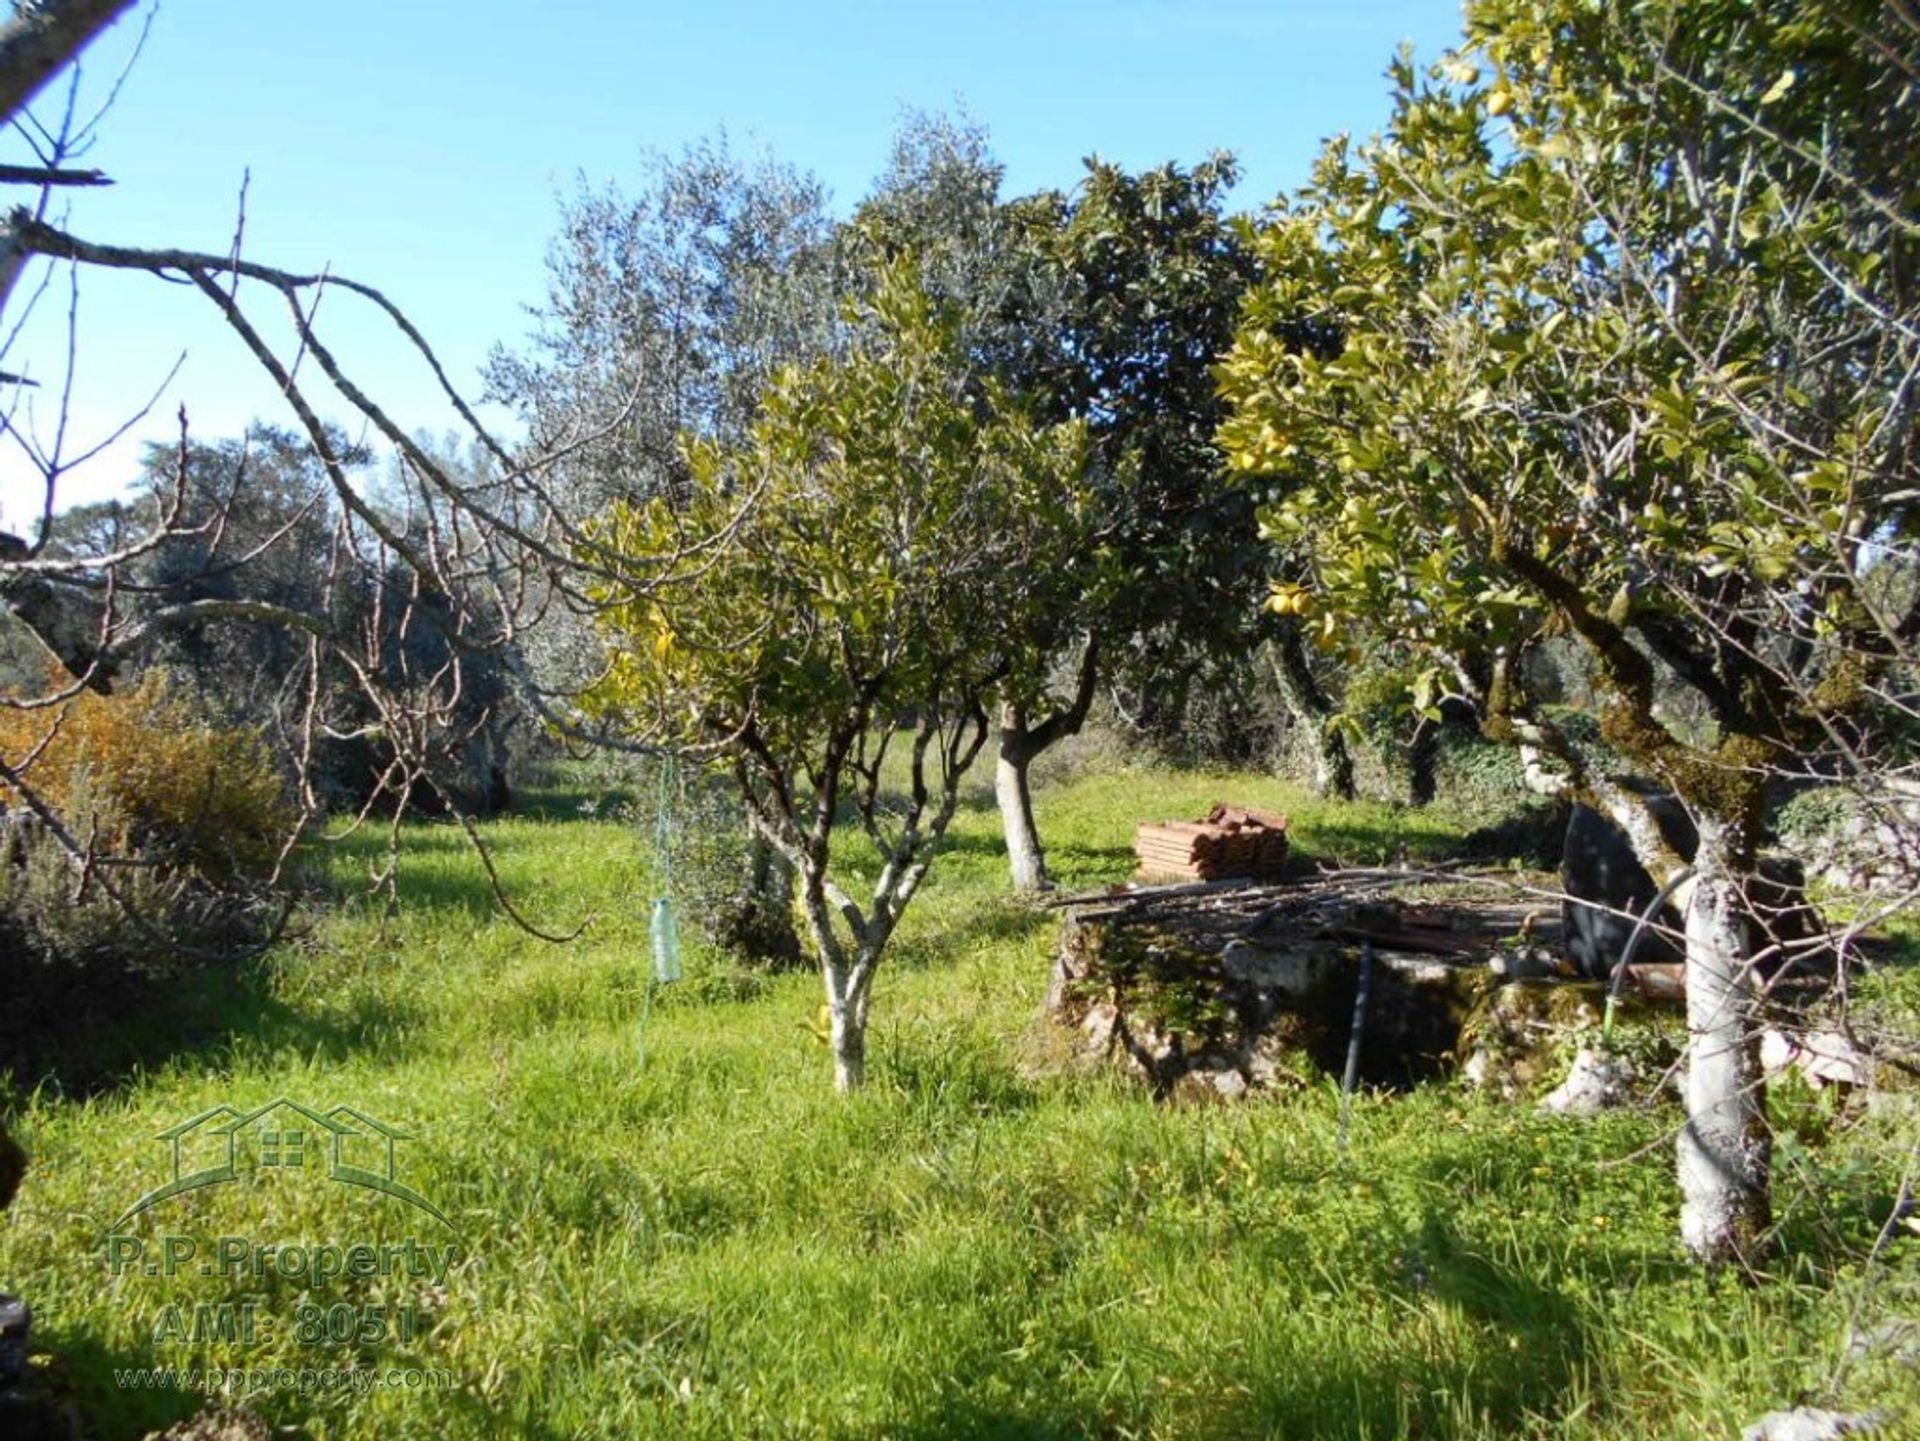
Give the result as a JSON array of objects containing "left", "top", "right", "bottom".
[{"left": 1207, "top": 803, "right": 1291, "bottom": 831}]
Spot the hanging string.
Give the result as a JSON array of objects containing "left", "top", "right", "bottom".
[
  {"left": 653, "top": 752, "right": 677, "bottom": 897},
  {"left": 637, "top": 754, "right": 684, "bottom": 1069},
  {"left": 1337, "top": 940, "right": 1375, "bottom": 1166}
]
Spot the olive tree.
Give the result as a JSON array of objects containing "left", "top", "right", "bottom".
[
  {"left": 485, "top": 135, "right": 840, "bottom": 513},
  {"left": 584, "top": 264, "right": 1091, "bottom": 1089},
  {"left": 1219, "top": 0, "right": 1918, "bottom": 1260}
]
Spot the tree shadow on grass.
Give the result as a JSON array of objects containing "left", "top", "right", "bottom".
[
  {"left": 499, "top": 778, "right": 639, "bottom": 824},
  {"left": 887, "top": 897, "right": 1051, "bottom": 975},
  {"left": 325, "top": 855, "right": 502, "bottom": 925},
  {"left": 321, "top": 817, "right": 630, "bottom": 928},
  {"left": 322, "top": 815, "right": 548, "bottom": 869},
  {"left": 0, "top": 941, "right": 428, "bottom": 1101},
  {"left": 927, "top": 825, "right": 1136, "bottom": 887},
  {"left": 24, "top": 1329, "right": 219, "bottom": 1441},
  {"left": 1, "top": 794, "right": 624, "bottom": 1104},
  {"left": 1223, "top": 1212, "right": 1590, "bottom": 1439}
]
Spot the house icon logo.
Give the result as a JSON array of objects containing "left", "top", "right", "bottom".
[{"left": 111, "top": 1098, "right": 457, "bottom": 1233}]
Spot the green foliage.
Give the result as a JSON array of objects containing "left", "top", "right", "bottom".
[
  {"left": 1773, "top": 786, "right": 1860, "bottom": 852},
  {"left": 642, "top": 767, "right": 804, "bottom": 971},
  {"left": 579, "top": 259, "right": 1096, "bottom": 1082},
  {"left": 1067, "top": 923, "right": 1237, "bottom": 1050},
  {"left": 1220, "top": 3, "right": 1920, "bottom": 1264},
  {"left": 852, "top": 132, "right": 1274, "bottom": 760},
  {"left": 585, "top": 263, "right": 1092, "bottom": 758},
  {"left": 1009, "top": 153, "right": 1271, "bottom": 740},
  {"left": 1218, "top": 0, "right": 1920, "bottom": 820},
  {"left": 1434, "top": 734, "right": 1530, "bottom": 806},
  {"left": 487, "top": 135, "right": 839, "bottom": 510}
]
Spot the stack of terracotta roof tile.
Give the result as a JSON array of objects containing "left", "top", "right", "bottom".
[{"left": 1133, "top": 804, "right": 1291, "bottom": 882}]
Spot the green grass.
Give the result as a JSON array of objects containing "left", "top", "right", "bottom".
[{"left": 3, "top": 759, "right": 1918, "bottom": 1438}]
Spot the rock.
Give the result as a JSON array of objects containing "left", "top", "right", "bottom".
[
  {"left": 1539, "top": 1046, "right": 1635, "bottom": 1116},
  {"left": 0, "top": 1120, "right": 23, "bottom": 1212},
  {"left": 0, "top": 1296, "right": 28, "bottom": 1387},
  {"left": 1741, "top": 1406, "right": 1884, "bottom": 1441},
  {"left": 1760, "top": 1030, "right": 1794, "bottom": 1075},
  {"left": 1170, "top": 1066, "right": 1249, "bottom": 1105},
  {"left": 1561, "top": 799, "right": 1694, "bottom": 979},
  {"left": 1459, "top": 979, "right": 1643, "bottom": 1098},
  {"left": 1051, "top": 876, "right": 1683, "bottom": 1101},
  {"left": 1079, "top": 1002, "right": 1119, "bottom": 1054},
  {"left": 1487, "top": 943, "right": 1564, "bottom": 980},
  {"left": 1209, "top": 1068, "right": 1249, "bottom": 1101},
  {"left": 1245, "top": 1033, "right": 1294, "bottom": 1090},
  {"left": 1221, "top": 938, "right": 1334, "bottom": 992},
  {"left": 1760, "top": 1028, "right": 1873, "bottom": 1090},
  {"left": 1846, "top": 1319, "right": 1920, "bottom": 1365},
  {"left": 1462, "top": 1049, "right": 1494, "bottom": 1090}
]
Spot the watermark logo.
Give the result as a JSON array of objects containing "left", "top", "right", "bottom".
[
  {"left": 112, "top": 1097, "right": 456, "bottom": 1233},
  {"left": 106, "top": 1098, "right": 463, "bottom": 1364}
]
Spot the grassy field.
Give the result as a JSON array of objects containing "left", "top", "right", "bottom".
[{"left": 2, "top": 760, "right": 1918, "bottom": 1439}]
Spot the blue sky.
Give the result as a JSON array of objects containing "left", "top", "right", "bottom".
[{"left": 0, "top": 0, "right": 1465, "bottom": 523}]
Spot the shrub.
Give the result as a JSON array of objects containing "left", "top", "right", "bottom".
[
  {"left": 0, "top": 667, "right": 292, "bottom": 882},
  {"left": 0, "top": 784, "right": 199, "bottom": 974},
  {"left": 1434, "top": 733, "right": 1529, "bottom": 806},
  {"left": 1, "top": 669, "right": 296, "bottom": 1055},
  {"left": 1774, "top": 786, "right": 1859, "bottom": 855}
]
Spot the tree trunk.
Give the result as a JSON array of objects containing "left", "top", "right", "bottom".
[
  {"left": 1677, "top": 843, "right": 1771, "bottom": 1262},
  {"left": 0, "top": 0, "right": 135, "bottom": 130},
  {"left": 994, "top": 645, "right": 1099, "bottom": 893},
  {"left": 1407, "top": 716, "right": 1439, "bottom": 806},
  {"left": 828, "top": 982, "right": 868, "bottom": 1093},
  {"left": 1267, "top": 628, "right": 1355, "bottom": 800},
  {"left": 997, "top": 713, "right": 1048, "bottom": 892}
]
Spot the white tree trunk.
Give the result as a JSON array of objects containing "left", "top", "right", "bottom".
[
  {"left": 996, "top": 740, "right": 1048, "bottom": 892},
  {"left": 828, "top": 983, "right": 868, "bottom": 1093},
  {"left": 1677, "top": 851, "right": 1771, "bottom": 1261}
]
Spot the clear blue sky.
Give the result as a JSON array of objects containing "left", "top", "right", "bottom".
[{"left": 0, "top": 0, "right": 1466, "bottom": 523}]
